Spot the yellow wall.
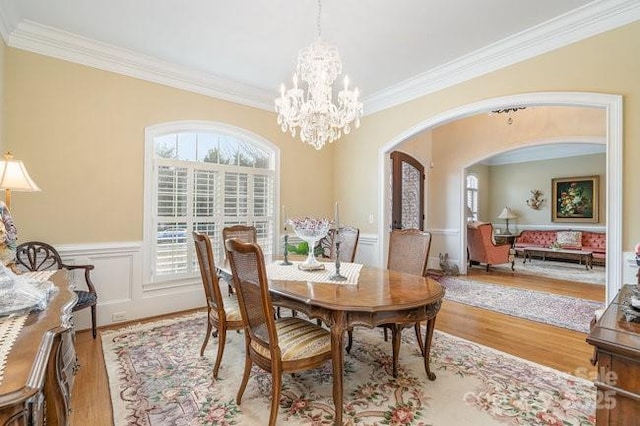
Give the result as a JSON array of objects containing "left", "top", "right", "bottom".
[
  {"left": 3, "top": 21, "right": 640, "bottom": 251},
  {"left": 3, "top": 49, "right": 335, "bottom": 243},
  {"left": 429, "top": 106, "right": 606, "bottom": 228},
  {"left": 335, "top": 21, "right": 640, "bottom": 249}
]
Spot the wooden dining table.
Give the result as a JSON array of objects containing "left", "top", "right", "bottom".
[{"left": 218, "top": 259, "right": 445, "bottom": 425}]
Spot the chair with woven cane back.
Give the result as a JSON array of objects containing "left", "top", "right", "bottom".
[
  {"left": 225, "top": 237, "right": 333, "bottom": 426},
  {"left": 346, "top": 228, "right": 432, "bottom": 361},
  {"left": 221, "top": 225, "right": 257, "bottom": 296},
  {"left": 15, "top": 241, "right": 99, "bottom": 339},
  {"left": 193, "top": 231, "right": 244, "bottom": 379},
  {"left": 318, "top": 225, "right": 360, "bottom": 262}
]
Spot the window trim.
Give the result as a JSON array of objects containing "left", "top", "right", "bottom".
[{"left": 143, "top": 120, "right": 281, "bottom": 289}]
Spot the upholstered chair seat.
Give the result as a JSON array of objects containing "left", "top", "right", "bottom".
[{"left": 249, "top": 317, "right": 331, "bottom": 362}]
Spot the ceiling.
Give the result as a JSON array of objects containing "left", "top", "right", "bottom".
[{"left": 1, "top": 0, "right": 638, "bottom": 114}]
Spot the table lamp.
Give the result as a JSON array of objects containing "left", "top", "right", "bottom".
[
  {"left": 0, "top": 152, "right": 41, "bottom": 209},
  {"left": 497, "top": 207, "right": 517, "bottom": 235}
]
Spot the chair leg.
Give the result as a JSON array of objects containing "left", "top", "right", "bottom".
[
  {"left": 346, "top": 328, "right": 353, "bottom": 353},
  {"left": 200, "top": 320, "right": 213, "bottom": 357},
  {"left": 269, "top": 367, "right": 282, "bottom": 426},
  {"left": 383, "top": 327, "right": 388, "bottom": 342},
  {"left": 414, "top": 322, "right": 424, "bottom": 357},
  {"left": 91, "top": 305, "right": 97, "bottom": 339},
  {"left": 212, "top": 326, "right": 227, "bottom": 380},
  {"left": 510, "top": 260, "right": 515, "bottom": 271},
  {"left": 236, "top": 337, "right": 252, "bottom": 405},
  {"left": 486, "top": 264, "right": 490, "bottom": 272}
]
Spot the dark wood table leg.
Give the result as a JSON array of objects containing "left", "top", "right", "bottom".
[
  {"left": 330, "top": 311, "right": 346, "bottom": 425},
  {"left": 391, "top": 324, "right": 401, "bottom": 378},
  {"left": 423, "top": 316, "right": 437, "bottom": 381}
]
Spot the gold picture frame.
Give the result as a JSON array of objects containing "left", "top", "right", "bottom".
[{"left": 552, "top": 175, "right": 599, "bottom": 223}]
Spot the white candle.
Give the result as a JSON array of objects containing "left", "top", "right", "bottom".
[
  {"left": 282, "top": 205, "right": 287, "bottom": 232},
  {"left": 335, "top": 202, "right": 340, "bottom": 229}
]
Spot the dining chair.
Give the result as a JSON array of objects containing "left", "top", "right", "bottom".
[
  {"left": 346, "top": 228, "right": 432, "bottom": 375},
  {"left": 221, "top": 225, "right": 257, "bottom": 295},
  {"left": 15, "top": 241, "right": 99, "bottom": 338},
  {"left": 225, "top": 238, "right": 333, "bottom": 426},
  {"left": 318, "top": 225, "right": 360, "bottom": 262},
  {"left": 193, "top": 231, "right": 244, "bottom": 379}
]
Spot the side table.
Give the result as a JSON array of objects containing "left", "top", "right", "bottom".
[{"left": 493, "top": 232, "right": 521, "bottom": 247}]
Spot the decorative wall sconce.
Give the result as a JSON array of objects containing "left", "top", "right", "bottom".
[{"left": 526, "top": 189, "right": 544, "bottom": 210}]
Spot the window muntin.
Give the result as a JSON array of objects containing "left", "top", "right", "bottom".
[{"left": 146, "top": 124, "right": 277, "bottom": 286}]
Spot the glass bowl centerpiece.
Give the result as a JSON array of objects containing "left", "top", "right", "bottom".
[{"left": 289, "top": 217, "right": 331, "bottom": 271}]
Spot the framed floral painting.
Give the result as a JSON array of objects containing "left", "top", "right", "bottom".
[{"left": 552, "top": 176, "right": 599, "bottom": 223}]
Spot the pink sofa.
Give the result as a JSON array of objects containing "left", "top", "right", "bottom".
[{"left": 514, "top": 229, "right": 606, "bottom": 265}]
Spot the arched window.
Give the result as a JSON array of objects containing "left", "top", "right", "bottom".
[
  {"left": 144, "top": 121, "right": 278, "bottom": 286},
  {"left": 465, "top": 174, "right": 479, "bottom": 221}
]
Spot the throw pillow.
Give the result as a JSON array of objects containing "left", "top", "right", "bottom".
[{"left": 556, "top": 231, "right": 582, "bottom": 249}]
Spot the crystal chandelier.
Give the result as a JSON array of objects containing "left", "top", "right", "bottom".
[{"left": 275, "top": 0, "right": 363, "bottom": 150}]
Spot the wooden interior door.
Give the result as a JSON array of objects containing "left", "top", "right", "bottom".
[{"left": 391, "top": 151, "right": 425, "bottom": 230}]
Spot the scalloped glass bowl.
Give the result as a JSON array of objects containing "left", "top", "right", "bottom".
[{"left": 289, "top": 217, "right": 331, "bottom": 270}]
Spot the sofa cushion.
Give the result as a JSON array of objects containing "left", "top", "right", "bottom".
[{"left": 556, "top": 231, "right": 582, "bottom": 249}]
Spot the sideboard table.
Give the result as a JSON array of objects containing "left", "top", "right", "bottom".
[
  {"left": 587, "top": 284, "right": 640, "bottom": 424},
  {"left": 0, "top": 271, "right": 77, "bottom": 426}
]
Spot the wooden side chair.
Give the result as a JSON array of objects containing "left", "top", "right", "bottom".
[
  {"left": 346, "top": 228, "right": 432, "bottom": 377},
  {"left": 15, "top": 241, "right": 98, "bottom": 338},
  {"left": 225, "top": 238, "right": 333, "bottom": 426},
  {"left": 318, "top": 225, "right": 360, "bottom": 262},
  {"left": 385, "top": 228, "right": 432, "bottom": 374},
  {"left": 193, "top": 231, "right": 244, "bottom": 379},
  {"left": 222, "top": 225, "right": 257, "bottom": 295}
]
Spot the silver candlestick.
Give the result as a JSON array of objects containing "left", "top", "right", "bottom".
[
  {"left": 280, "top": 233, "right": 292, "bottom": 266},
  {"left": 330, "top": 229, "right": 347, "bottom": 281}
]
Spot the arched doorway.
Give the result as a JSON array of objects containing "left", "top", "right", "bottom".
[{"left": 377, "top": 92, "right": 622, "bottom": 302}]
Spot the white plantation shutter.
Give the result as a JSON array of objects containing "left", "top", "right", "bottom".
[
  {"left": 146, "top": 125, "right": 277, "bottom": 286},
  {"left": 466, "top": 174, "right": 479, "bottom": 221}
]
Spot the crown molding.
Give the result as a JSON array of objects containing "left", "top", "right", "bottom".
[
  {"left": 0, "top": 1, "right": 638, "bottom": 115},
  {"left": 3, "top": 19, "right": 276, "bottom": 111},
  {"left": 364, "top": 0, "right": 640, "bottom": 115}
]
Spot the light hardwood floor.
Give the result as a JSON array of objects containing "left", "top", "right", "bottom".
[{"left": 69, "top": 269, "right": 605, "bottom": 426}]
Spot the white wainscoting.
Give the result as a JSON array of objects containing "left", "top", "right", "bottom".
[
  {"left": 56, "top": 235, "right": 385, "bottom": 333},
  {"left": 58, "top": 232, "right": 480, "bottom": 332},
  {"left": 57, "top": 242, "right": 205, "bottom": 333}
]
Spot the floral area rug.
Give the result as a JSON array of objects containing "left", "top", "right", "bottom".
[
  {"left": 436, "top": 277, "right": 603, "bottom": 333},
  {"left": 102, "top": 312, "right": 596, "bottom": 425},
  {"left": 492, "top": 257, "right": 605, "bottom": 285}
]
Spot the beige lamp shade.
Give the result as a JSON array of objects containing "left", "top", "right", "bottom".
[
  {"left": 497, "top": 207, "right": 517, "bottom": 235},
  {"left": 497, "top": 207, "right": 517, "bottom": 220},
  {"left": 0, "top": 152, "right": 41, "bottom": 209}
]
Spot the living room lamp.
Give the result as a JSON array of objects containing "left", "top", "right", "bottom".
[
  {"left": 497, "top": 207, "right": 517, "bottom": 235},
  {"left": 0, "top": 152, "right": 41, "bottom": 209}
]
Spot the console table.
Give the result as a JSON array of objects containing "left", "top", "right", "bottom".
[
  {"left": 587, "top": 284, "right": 640, "bottom": 424},
  {"left": 0, "top": 271, "right": 77, "bottom": 426}
]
